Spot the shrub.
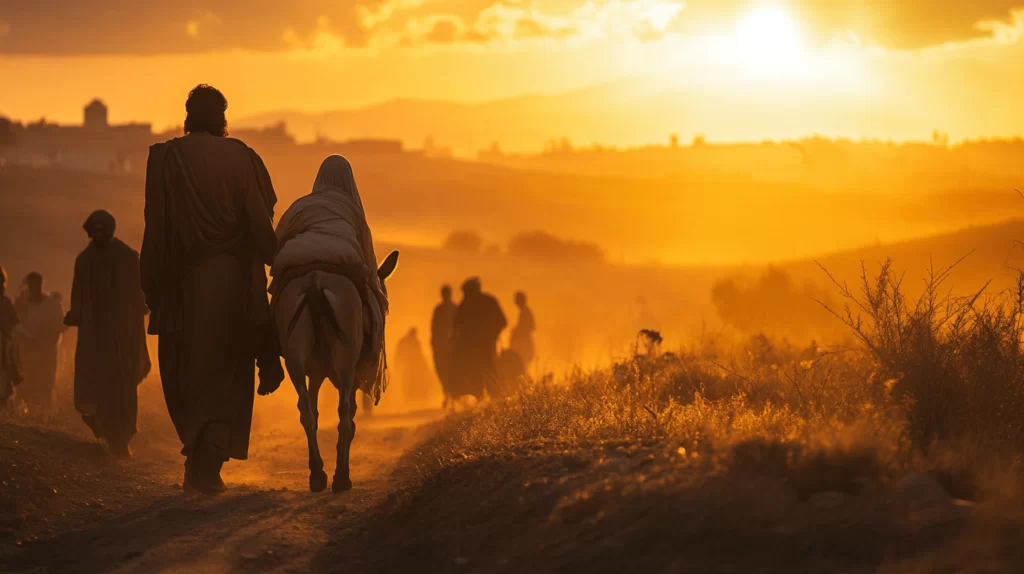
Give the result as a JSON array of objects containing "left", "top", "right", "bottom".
[
  {"left": 442, "top": 230, "right": 483, "bottom": 253},
  {"left": 820, "top": 258, "right": 1024, "bottom": 450},
  {"left": 507, "top": 231, "right": 605, "bottom": 263}
]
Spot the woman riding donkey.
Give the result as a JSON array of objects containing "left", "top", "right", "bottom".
[{"left": 264, "top": 154, "right": 397, "bottom": 493}]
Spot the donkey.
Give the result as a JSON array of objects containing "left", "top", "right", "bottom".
[{"left": 274, "top": 250, "right": 398, "bottom": 493}]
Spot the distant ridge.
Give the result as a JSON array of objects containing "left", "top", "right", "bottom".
[{"left": 235, "top": 75, "right": 910, "bottom": 154}]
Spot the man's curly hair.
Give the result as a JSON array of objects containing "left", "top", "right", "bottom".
[{"left": 184, "top": 84, "right": 228, "bottom": 137}]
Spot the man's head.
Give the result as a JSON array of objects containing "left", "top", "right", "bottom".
[
  {"left": 184, "top": 84, "right": 228, "bottom": 137},
  {"left": 24, "top": 272, "right": 43, "bottom": 299},
  {"left": 514, "top": 291, "right": 527, "bottom": 309},
  {"left": 0, "top": 265, "right": 6, "bottom": 298},
  {"left": 441, "top": 284, "right": 452, "bottom": 303},
  {"left": 461, "top": 277, "right": 481, "bottom": 297},
  {"left": 84, "top": 209, "right": 116, "bottom": 247}
]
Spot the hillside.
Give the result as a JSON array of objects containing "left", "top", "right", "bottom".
[
  {"left": 236, "top": 77, "right": 910, "bottom": 154},
  {"left": 4, "top": 162, "right": 1024, "bottom": 368}
]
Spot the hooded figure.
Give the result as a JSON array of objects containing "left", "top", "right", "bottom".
[
  {"left": 64, "top": 210, "right": 150, "bottom": 457},
  {"left": 270, "top": 154, "right": 389, "bottom": 402},
  {"left": 141, "top": 84, "right": 281, "bottom": 494},
  {"left": 450, "top": 277, "right": 506, "bottom": 400}
]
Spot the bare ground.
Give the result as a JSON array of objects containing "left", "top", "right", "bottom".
[
  {"left": 4, "top": 409, "right": 1024, "bottom": 574},
  {"left": 0, "top": 409, "right": 441, "bottom": 574}
]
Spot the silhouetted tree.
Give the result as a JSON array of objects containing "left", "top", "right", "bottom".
[
  {"left": 507, "top": 231, "right": 605, "bottom": 263},
  {"left": 443, "top": 230, "right": 483, "bottom": 254}
]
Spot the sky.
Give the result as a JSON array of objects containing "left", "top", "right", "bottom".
[{"left": 4, "top": 0, "right": 1024, "bottom": 142}]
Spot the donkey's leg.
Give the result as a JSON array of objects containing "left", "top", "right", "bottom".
[
  {"left": 308, "top": 376, "right": 325, "bottom": 430},
  {"left": 332, "top": 370, "right": 358, "bottom": 493},
  {"left": 307, "top": 376, "right": 329, "bottom": 492},
  {"left": 290, "top": 366, "right": 327, "bottom": 493}
]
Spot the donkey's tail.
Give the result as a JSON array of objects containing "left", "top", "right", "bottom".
[{"left": 304, "top": 277, "right": 347, "bottom": 367}]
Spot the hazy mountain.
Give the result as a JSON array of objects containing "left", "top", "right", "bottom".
[{"left": 236, "top": 76, "right": 913, "bottom": 154}]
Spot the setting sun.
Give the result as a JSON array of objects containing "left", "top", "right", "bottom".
[
  {"left": 10, "top": 1, "right": 1024, "bottom": 571},
  {"left": 733, "top": 4, "right": 806, "bottom": 78}
]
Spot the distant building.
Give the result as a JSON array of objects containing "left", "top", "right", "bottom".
[
  {"left": 338, "top": 138, "right": 404, "bottom": 155},
  {"left": 0, "top": 100, "right": 410, "bottom": 174},
  {"left": 83, "top": 99, "right": 108, "bottom": 130},
  {"left": 0, "top": 98, "right": 155, "bottom": 173},
  {"left": 232, "top": 121, "right": 296, "bottom": 149}
]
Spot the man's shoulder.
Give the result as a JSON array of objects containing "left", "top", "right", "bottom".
[
  {"left": 225, "top": 136, "right": 252, "bottom": 150},
  {"left": 111, "top": 238, "right": 140, "bottom": 258},
  {"left": 74, "top": 247, "right": 92, "bottom": 264},
  {"left": 149, "top": 138, "right": 178, "bottom": 152}
]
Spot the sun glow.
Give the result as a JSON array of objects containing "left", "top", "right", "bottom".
[{"left": 732, "top": 4, "right": 807, "bottom": 78}]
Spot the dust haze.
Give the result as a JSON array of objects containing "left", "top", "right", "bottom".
[{"left": 7, "top": 2, "right": 1024, "bottom": 570}]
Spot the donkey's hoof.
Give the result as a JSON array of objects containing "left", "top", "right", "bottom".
[
  {"left": 310, "top": 470, "right": 329, "bottom": 493},
  {"left": 331, "top": 477, "right": 353, "bottom": 493}
]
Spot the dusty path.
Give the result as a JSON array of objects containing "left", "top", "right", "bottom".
[{"left": 2, "top": 409, "right": 442, "bottom": 574}]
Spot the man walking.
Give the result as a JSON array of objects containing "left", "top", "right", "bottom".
[
  {"left": 142, "top": 84, "right": 283, "bottom": 494},
  {"left": 450, "top": 278, "right": 506, "bottom": 400},
  {"left": 430, "top": 284, "right": 457, "bottom": 404},
  {"left": 64, "top": 210, "right": 150, "bottom": 457}
]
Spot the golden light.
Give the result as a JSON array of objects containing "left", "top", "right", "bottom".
[
  {"left": 732, "top": 4, "right": 807, "bottom": 78},
  {"left": 646, "top": 1, "right": 684, "bottom": 32}
]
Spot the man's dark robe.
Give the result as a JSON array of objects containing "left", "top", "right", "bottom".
[
  {"left": 450, "top": 292, "right": 507, "bottom": 399},
  {"left": 141, "top": 133, "right": 277, "bottom": 461},
  {"left": 64, "top": 239, "right": 150, "bottom": 443},
  {"left": 430, "top": 300, "right": 457, "bottom": 395}
]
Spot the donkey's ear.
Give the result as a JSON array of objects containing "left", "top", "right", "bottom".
[{"left": 378, "top": 250, "right": 399, "bottom": 281}]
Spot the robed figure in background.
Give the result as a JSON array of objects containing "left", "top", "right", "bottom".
[
  {"left": 430, "top": 284, "right": 457, "bottom": 404},
  {"left": 14, "top": 272, "right": 65, "bottom": 415},
  {"left": 509, "top": 290, "right": 536, "bottom": 367},
  {"left": 394, "top": 327, "right": 433, "bottom": 406},
  {"left": 0, "top": 266, "right": 21, "bottom": 404},
  {"left": 450, "top": 277, "right": 507, "bottom": 400},
  {"left": 141, "top": 85, "right": 281, "bottom": 494},
  {"left": 64, "top": 210, "right": 151, "bottom": 457}
]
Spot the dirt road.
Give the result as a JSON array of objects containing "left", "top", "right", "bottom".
[{"left": 1, "top": 409, "right": 441, "bottom": 574}]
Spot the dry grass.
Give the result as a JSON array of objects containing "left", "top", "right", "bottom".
[
  {"left": 416, "top": 261, "right": 1024, "bottom": 500},
  {"left": 342, "top": 263, "right": 1024, "bottom": 572}
]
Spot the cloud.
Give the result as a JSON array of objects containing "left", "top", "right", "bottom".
[
  {"left": 424, "top": 15, "right": 464, "bottom": 43},
  {"left": 2, "top": 0, "right": 1021, "bottom": 55},
  {"left": 0, "top": 1, "right": 387, "bottom": 54},
  {"left": 395, "top": 2, "right": 578, "bottom": 45},
  {"left": 676, "top": 0, "right": 1024, "bottom": 50}
]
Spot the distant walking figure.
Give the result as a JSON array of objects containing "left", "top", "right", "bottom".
[
  {"left": 14, "top": 272, "right": 64, "bottom": 415},
  {"left": 394, "top": 327, "right": 433, "bottom": 406},
  {"left": 0, "top": 266, "right": 21, "bottom": 403},
  {"left": 430, "top": 284, "right": 457, "bottom": 404},
  {"left": 64, "top": 211, "right": 151, "bottom": 458},
  {"left": 270, "top": 154, "right": 396, "bottom": 493},
  {"left": 142, "top": 84, "right": 282, "bottom": 494},
  {"left": 450, "top": 277, "right": 506, "bottom": 400},
  {"left": 510, "top": 291, "right": 536, "bottom": 367}
]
